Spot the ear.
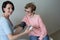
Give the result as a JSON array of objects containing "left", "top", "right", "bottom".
[{"left": 33, "top": 11, "right": 35, "bottom": 13}]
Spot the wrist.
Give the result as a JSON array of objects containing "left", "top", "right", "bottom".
[{"left": 39, "top": 37, "right": 43, "bottom": 40}]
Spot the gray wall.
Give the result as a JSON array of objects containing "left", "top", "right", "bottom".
[{"left": 0, "top": 0, "right": 60, "bottom": 37}]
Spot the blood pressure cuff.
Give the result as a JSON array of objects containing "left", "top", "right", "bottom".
[{"left": 18, "top": 21, "right": 26, "bottom": 29}]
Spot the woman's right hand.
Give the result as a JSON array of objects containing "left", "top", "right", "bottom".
[{"left": 24, "top": 27, "right": 31, "bottom": 34}]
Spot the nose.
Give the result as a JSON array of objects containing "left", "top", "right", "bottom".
[
  {"left": 10, "top": 8, "right": 13, "bottom": 12},
  {"left": 10, "top": 8, "right": 13, "bottom": 13}
]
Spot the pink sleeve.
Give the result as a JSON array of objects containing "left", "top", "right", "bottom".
[
  {"left": 22, "top": 16, "right": 27, "bottom": 23},
  {"left": 22, "top": 16, "right": 29, "bottom": 26},
  {"left": 38, "top": 15, "right": 47, "bottom": 40}
]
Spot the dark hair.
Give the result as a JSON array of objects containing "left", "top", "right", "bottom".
[
  {"left": 2, "top": 1, "right": 14, "bottom": 13},
  {"left": 25, "top": 2, "right": 36, "bottom": 12}
]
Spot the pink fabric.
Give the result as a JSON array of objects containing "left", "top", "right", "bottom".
[{"left": 22, "top": 14, "right": 48, "bottom": 40}]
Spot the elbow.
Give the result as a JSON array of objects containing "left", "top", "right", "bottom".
[
  {"left": 8, "top": 34, "right": 16, "bottom": 40},
  {"left": 9, "top": 37, "right": 13, "bottom": 40}
]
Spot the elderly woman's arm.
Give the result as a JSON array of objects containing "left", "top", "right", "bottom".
[{"left": 14, "top": 25, "right": 23, "bottom": 35}]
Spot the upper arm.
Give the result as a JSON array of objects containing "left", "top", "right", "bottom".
[
  {"left": 38, "top": 15, "right": 47, "bottom": 33},
  {"left": 1, "top": 19, "right": 13, "bottom": 40},
  {"left": 38, "top": 15, "right": 45, "bottom": 27},
  {"left": 14, "top": 26, "right": 23, "bottom": 35},
  {"left": 22, "top": 16, "right": 29, "bottom": 27},
  {"left": 1, "top": 20, "right": 12, "bottom": 35}
]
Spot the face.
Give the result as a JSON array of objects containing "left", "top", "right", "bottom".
[
  {"left": 25, "top": 8, "right": 33, "bottom": 16},
  {"left": 3, "top": 4, "right": 13, "bottom": 16}
]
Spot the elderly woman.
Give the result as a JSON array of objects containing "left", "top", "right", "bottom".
[{"left": 16, "top": 3, "right": 49, "bottom": 40}]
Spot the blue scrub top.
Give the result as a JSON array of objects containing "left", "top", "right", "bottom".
[{"left": 0, "top": 16, "right": 13, "bottom": 40}]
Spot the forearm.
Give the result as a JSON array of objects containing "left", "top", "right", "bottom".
[
  {"left": 14, "top": 32, "right": 26, "bottom": 39},
  {"left": 39, "top": 28, "right": 47, "bottom": 40},
  {"left": 10, "top": 27, "right": 31, "bottom": 40},
  {"left": 14, "top": 27, "right": 23, "bottom": 35},
  {"left": 8, "top": 28, "right": 30, "bottom": 40},
  {"left": 8, "top": 32, "right": 26, "bottom": 40}
]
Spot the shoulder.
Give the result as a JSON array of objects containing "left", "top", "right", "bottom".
[
  {"left": 34, "top": 14, "right": 41, "bottom": 18},
  {"left": 0, "top": 17, "right": 7, "bottom": 23}
]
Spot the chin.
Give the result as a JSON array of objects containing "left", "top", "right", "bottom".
[{"left": 9, "top": 14, "right": 12, "bottom": 16}]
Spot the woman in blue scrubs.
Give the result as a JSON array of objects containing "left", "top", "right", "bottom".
[{"left": 0, "top": 1, "right": 29, "bottom": 40}]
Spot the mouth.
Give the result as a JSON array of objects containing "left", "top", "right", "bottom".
[{"left": 8, "top": 12, "right": 12, "bottom": 15}]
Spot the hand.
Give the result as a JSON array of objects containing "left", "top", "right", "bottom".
[
  {"left": 39, "top": 37, "right": 43, "bottom": 40},
  {"left": 24, "top": 27, "right": 31, "bottom": 34}
]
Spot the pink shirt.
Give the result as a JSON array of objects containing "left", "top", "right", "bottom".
[{"left": 22, "top": 14, "right": 48, "bottom": 40}]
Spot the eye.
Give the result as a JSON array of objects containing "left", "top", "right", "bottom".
[
  {"left": 8, "top": 7, "right": 13, "bottom": 11},
  {"left": 8, "top": 7, "right": 10, "bottom": 10},
  {"left": 25, "top": 10, "right": 30, "bottom": 13}
]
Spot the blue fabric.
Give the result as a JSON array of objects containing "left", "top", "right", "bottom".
[
  {"left": 29, "top": 36, "right": 39, "bottom": 40},
  {"left": 0, "top": 17, "right": 13, "bottom": 40},
  {"left": 43, "top": 35, "right": 49, "bottom": 40},
  {"left": 29, "top": 35, "right": 49, "bottom": 40}
]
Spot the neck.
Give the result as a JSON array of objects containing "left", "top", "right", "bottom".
[
  {"left": 3, "top": 13, "right": 9, "bottom": 19},
  {"left": 29, "top": 13, "right": 35, "bottom": 18}
]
